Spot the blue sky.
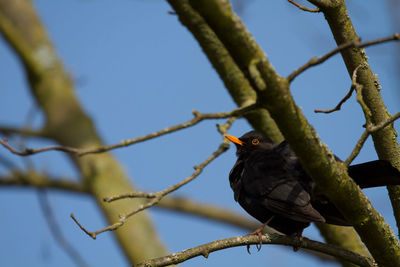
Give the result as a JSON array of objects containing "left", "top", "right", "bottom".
[{"left": 0, "top": 0, "right": 399, "bottom": 266}]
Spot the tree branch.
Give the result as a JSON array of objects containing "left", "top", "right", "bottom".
[
  {"left": 314, "top": 63, "right": 362, "bottom": 114},
  {"left": 183, "top": 1, "right": 400, "bottom": 265},
  {"left": 135, "top": 234, "right": 375, "bottom": 267},
  {"left": 316, "top": 1, "right": 400, "bottom": 238},
  {"left": 0, "top": 0, "right": 171, "bottom": 261},
  {"left": 345, "top": 130, "right": 370, "bottom": 167},
  {"left": 168, "top": 0, "right": 284, "bottom": 143},
  {"left": 367, "top": 112, "right": 400, "bottom": 133},
  {"left": 174, "top": 0, "right": 371, "bottom": 262},
  {"left": 345, "top": 112, "right": 400, "bottom": 166},
  {"left": 0, "top": 170, "right": 348, "bottom": 263},
  {"left": 0, "top": 105, "right": 255, "bottom": 157},
  {"left": 307, "top": 0, "right": 341, "bottom": 9},
  {"left": 287, "top": 33, "right": 400, "bottom": 82},
  {"left": 287, "top": 0, "right": 320, "bottom": 13},
  {"left": 72, "top": 119, "right": 234, "bottom": 239}
]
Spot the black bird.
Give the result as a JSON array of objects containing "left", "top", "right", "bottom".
[{"left": 226, "top": 131, "right": 400, "bottom": 239}]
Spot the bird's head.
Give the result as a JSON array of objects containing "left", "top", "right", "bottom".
[{"left": 225, "top": 131, "right": 275, "bottom": 157}]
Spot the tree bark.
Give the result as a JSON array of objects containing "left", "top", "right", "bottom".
[{"left": 0, "top": 0, "right": 169, "bottom": 264}]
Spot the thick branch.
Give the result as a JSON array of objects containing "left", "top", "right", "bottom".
[
  {"left": 183, "top": 1, "right": 400, "bottom": 265},
  {"left": 171, "top": 0, "right": 370, "bottom": 262},
  {"left": 167, "top": 0, "right": 284, "bottom": 142},
  {"left": 136, "top": 234, "right": 375, "bottom": 267},
  {"left": 320, "top": 0, "right": 400, "bottom": 238}
]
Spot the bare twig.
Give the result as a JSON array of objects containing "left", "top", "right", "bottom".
[
  {"left": 135, "top": 234, "right": 375, "bottom": 267},
  {"left": 345, "top": 112, "right": 400, "bottom": 166},
  {"left": 343, "top": 64, "right": 372, "bottom": 165},
  {"left": 345, "top": 129, "right": 370, "bottom": 167},
  {"left": 287, "top": 33, "right": 400, "bottom": 82},
  {"left": 314, "top": 85, "right": 355, "bottom": 113},
  {"left": 38, "top": 191, "right": 89, "bottom": 267},
  {"left": 315, "top": 64, "right": 363, "bottom": 114},
  {"left": 367, "top": 112, "right": 400, "bottom": 133},
  {"left": 0, "top": 104, "right": 255, "bottom": 157},
  {"left": 306, "top": 0, "right": 337, "bottom": 9},
  {"left": 287, "top": 0, "right": 320, "bottom": 12},
  {"left": 72, "top": 119, "right": 235, "bottom": 239},
  {"left": 354, "top": 69, "right": 371, "bottom": 120},
  {"left": 104, "top": 124, "right": 234, "bottom": 204},
  {"left": 104, "top": 119, "right": 236, "bottom": 204},
  {"left": 0, "top": 139, "right": 80, "bottom": 155},
  {"left": 70, "top": 214, "right": 98, "bottom": 239}
]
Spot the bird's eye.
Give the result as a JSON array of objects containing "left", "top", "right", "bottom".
[{"left": 251, "top": 138, "right": 260, "bottom": 145}]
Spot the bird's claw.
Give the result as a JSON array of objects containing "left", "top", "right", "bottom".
[
  {"left": 246, "top": 244, "right": 251, "bottom": 254},
  {"left": 246, "top": 224, "right": 265, "bottom": 253},
  {"left": 292, "top": 233, "right": 304, "bottom": 252}
]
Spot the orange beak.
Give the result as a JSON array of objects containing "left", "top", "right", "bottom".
[{"left": 225, "top": 134, "right": 244, "bottom": 146}]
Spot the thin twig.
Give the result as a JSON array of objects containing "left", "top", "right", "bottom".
[
  {"left": 306, "top": 0, "right": 336, "bottom": 9},
  {"left": 287, "top": 0, "right": 320, "bottom": 12},
  {"left": 104, "top": 137, "right": 232, "bottom": 203},
  {"left": 0, "top": 104, "right": 255, "bottom": 157},
  {"left": 345, "top": 130, "right": 370, "bottom": 166},
  {"left": 315, "top": 64, "right": 362, "bottom": 114},
  {"left": 135, "top": 234, "right": 376, "bottom": 267},
  {"left": 0, "top": 139, "right": 80, "bottom": 155},
  {"left": 72, "top": 119, "right": 235, "bottom": 239},
  {"left": 287, "top": 33, "right": 400, "bottom": 82},
  {"left": 314, "top": 85, "right": 355, "bottom": 113},
  {"left": 367, "top": 112, "right": 400, "bottom": 133},
  {"left": 38, "top": 191, "right": 89, "bottom": 267},
  {"left": 104, "top": 119, "right": 236, "bottom": 204},
  {"left": 345, "top": 112, "right": 400, "bottom": 166},
  {"left": 70, "top": 214, "right": 98, "bottom": 239}
]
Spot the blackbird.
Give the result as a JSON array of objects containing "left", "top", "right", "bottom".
[{"left": 226, "top": 131, "right": 400, "bottom": 238}]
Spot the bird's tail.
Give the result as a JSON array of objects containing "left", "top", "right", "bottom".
[{"left": 348, "top": 160, "right": 400, "bottom": 189}]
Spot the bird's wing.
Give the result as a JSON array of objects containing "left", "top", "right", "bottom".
[
  {"left": 242, "top": 150, "right": 325, "bottom": 223},
  {"left": 229, "top": 159, "right": 244, "bottom": 201},
  {"left": 264, "top": 179, "right": 325, "bottom": 223}
]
